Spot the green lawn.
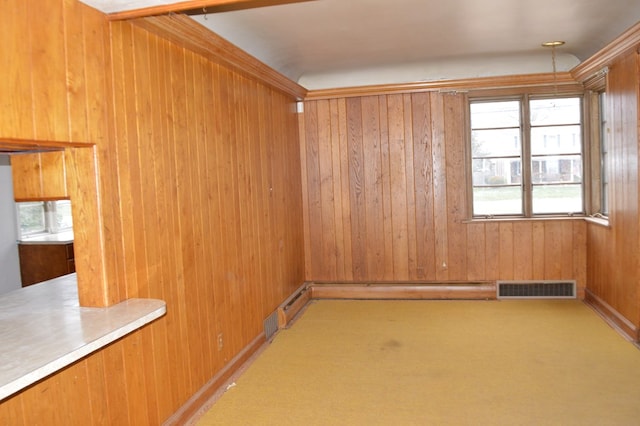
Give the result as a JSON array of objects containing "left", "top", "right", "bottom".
[{"left": 473, "top": 185, "right": 582, "bottom": 215}]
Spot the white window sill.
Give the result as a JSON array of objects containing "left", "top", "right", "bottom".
[
  {"left": 463, "top": 216, "right": 586, "bottom": 224},
  {"left": 584, "top": 216, "right": 610, "bottom": 228}
]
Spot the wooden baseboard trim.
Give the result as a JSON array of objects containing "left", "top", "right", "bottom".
[
  {"left": 309, "top": 281, "right": 497, "bottom": 300},
  {"left": 584, "top": 289, "right": 638, "bottom": 341},
  {"left": 278, "top": 282, "right": 311, "bottom": 328},
  {"left": 164, "top": 333, "right": 266, "bottom": 426}
]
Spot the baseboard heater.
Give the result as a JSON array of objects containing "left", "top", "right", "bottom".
[{"left": 497, "top": 280, "right": 576, "bottom": 299}]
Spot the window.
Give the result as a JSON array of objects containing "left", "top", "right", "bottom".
[
  {"left": 598, "top": 91, "right": 609, "bottom": 216},
  {"left": 17, "top": 200, "right": 73, "bottom": 239},
  {"left": 470, "top": 96, "right": 583, "bottom": 218}
]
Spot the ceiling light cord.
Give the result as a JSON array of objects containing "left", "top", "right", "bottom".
[{"left": 542, "top": 41, "right": 565, "bottom": 95}]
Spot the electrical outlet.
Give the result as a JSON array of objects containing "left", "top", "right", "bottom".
[{"left": 217, "top": 333, "right": 224, "bottom": 351}]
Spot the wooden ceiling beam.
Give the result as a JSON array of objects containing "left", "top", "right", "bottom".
[{"left": 108, "top": 0, "right": 314, "bottom": 21}]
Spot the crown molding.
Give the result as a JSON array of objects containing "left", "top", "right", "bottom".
[
  {"left": 107, "top": 0, "right": 311, "bottom": 21},
  {"left": 571, "top": 21, "right": 640, "bottom": 82},
  {"left": 304, "top": 72, "right": 581, "bottom": 100}
]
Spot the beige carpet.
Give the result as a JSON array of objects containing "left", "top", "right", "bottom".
[{"left": 196, "top": 299, "right": 640, "bottom": 425}]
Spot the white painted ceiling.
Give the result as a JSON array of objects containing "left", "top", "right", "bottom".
[{"left": 82, "top": 0, "right": 640, "bottom": 89}]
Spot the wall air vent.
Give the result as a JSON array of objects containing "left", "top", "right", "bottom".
[
  {"left": 264, "top": 310, "right": 279, "bottom": 341},
  {"left": 497, "top": 280, "right": 576, "bottom": 299}
]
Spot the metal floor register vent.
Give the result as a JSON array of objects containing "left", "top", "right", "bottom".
[{"left": 497, "top": 280, "right": 576, "bottom": 299}]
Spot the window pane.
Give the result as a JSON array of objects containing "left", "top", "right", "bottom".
[
  {"left": 472, "top": 158, "right": 521, "bottom": 186},
  {"left": 530, "top": 98, "right": 580, "bottom": 126},
  {"left": 471, "top": 128, "right": 521, "bottom": 157},
  {"left": 531, "top": 155, "right": 581, "bottom": 184},
  {"left": 470, "top": 101, "right": 520, "bottom": 129},
  {"left": 473, "top": 186, "right": 522, "bottom": 216},
  {"left": 600, "top": 92, "right": 609, "bottom": 215},
  {"left": 531, "top": 125, "right": 581, "bottom": 155},
  {"left": 54, "top": 200, "right": 73, "bottom": 231},
  {"left": 17, "top": 202, "right": 46, "bottom": 236},
  {"left": 532, "top": 184, "right": 582, "bottom": 214}
]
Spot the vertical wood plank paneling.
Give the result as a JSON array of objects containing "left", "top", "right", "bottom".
[
  {"left": 543, "top": 222, "right": 563, "bottom": 279},
  {"left": 411, "top": 93, "right": 435, "bottom": 279},
  {"left": 466, "top": 222, "right": 485, "bottom": 280},
  {"left": 403, "top": 94, "right": 418, "bottom": 278},
  {"left": 337, "top": 98, "right": 354, "bottom": 281},
  {"left": 484, "top": 222, "right": 500, "bottom": 280},
  {"left": 199, "top": 55, "right": 221, "bottom": 373},
  {"left": 430, "top": 94, "right": 449, "bottom": 281},
  {"left": 346, "top": 98, "right": 367, "bottom": 280},
  {"left": 531, "top": 221, "right": 545, "bottom": 277},
  {"left": 329, "top": 98, "right": 347, "bottom": 279},
  {"left": 512, "top": 221, "right": 532, "bottom": 280},
  {"left": 11, "top": 154, "right": 43, "bottom": 200},
  {"left": 444, "top": 94, "right": 466, "bottom": 280},
  {"left": 387, "top": 94, "right": 409, "bottom": 279},
  {"left": 21, "top": 375, "right": 65, "bottom": 425},
  {"left": 299, "top": 101, "right": 312, "bottom": 280},
  {"left": 101, "top": 343, "right": 129, "bottom": 426},
  {"left": 29, "top": 0, "right": 69, "bottom": 141},
  {"left": 572, "top": 220, "right": 587, "bottom": 296},
  {"left": 109, "top": 21, "right": 137, "bottom": 296},
  {"left": 304, "top": 101, "right": 324, "bottom": 278},
  {"left": 317, "top": 100, "right": 337, "bottom": 278},
  {"left": 378, "top": 96, "right": 395, "bottom": 279},
  {"left": 0, "top": 0, "right": 33, "bottom": 138},
  {"left": 122, "top": 332, "right": 150, "bottom": 426},
  {"left": 587, "top": 50, "right": 640, "bottom": 329},
  {"left": 257, "top": 85, "right": 275, "bottom": 314},
  {"left": 0, "top": 393, "right": 25, "bottom": 426},
  {"left": 84, "top": 351, "right": 110, "bottom": 424},
  {"left": 140, "top": 30, "right": 170, "bottom": 423},
  {"left": 361, "top": 96, "right": 385, "bottom": 280},
  {"left": 303, "top": 91, "right": 585, "bottom": 291},
  {"left": 158, "top": 37, "right": 190, "bottom": 409},
  {"left": 0, "top": 1, "right": 306, "bottom": 423},
  {"left": 499, "top": 222, "right": 514, "bottom": 280},
  {"left": 182, "top": 49, "right": 207, "bottom": 390},
  {"left": 56, "top": 361, "right": 92, "bottom": 426},
  {"left": 63, "top": 0, "right": 89, "bottom": 142}
]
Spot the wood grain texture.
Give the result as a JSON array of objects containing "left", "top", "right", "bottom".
[
  {"left": 0, "top": 0, "right": 304, "bottom": 423},
  {"left": 301, "top": 93, "right": 587, "bottom": 291},
  {"left": 586, "top": 50, "right": 640, "bottom": 334},
  {"left": 134, "top": 14, "right": 306, "bottom": 100}
]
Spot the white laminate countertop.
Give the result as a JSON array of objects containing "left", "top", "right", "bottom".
[
  {"left": 0, "top": 274, "right": 166, "bottom": 401},
  {"left": 17, "top": 230, "right": 74, "bottom": 245}
]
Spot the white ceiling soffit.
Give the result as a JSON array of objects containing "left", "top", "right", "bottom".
[{"left": 82, "top": 0, "right": 640, "bottom": 90}]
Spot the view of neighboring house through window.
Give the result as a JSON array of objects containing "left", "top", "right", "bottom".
[
  {"left": 470, "top": 96, "right": 583, "bottom": 217},
  {"left": 470, "top": 100, "right": 523, "bottom": 215}
]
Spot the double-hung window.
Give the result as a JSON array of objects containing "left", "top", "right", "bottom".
[{"left": 470, "top": 96, "right": 583, "bottom": 218}]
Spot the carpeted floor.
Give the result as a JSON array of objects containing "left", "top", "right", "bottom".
[{"left": 196, "top": 299, "right": 640, "bottom": 425}]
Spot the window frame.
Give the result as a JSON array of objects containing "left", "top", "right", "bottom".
[
  {"left": 467, "top": 93, "right": 586, "bottom": 219},
  {"left": 588, "top": 89, "right": 609, "bottom": 218}
]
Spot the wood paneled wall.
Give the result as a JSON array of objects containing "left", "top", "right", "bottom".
[
  {"left": 0, "top": 0, "right": 304, "bottom": 424},
  {"left": 586, "top": 50, "right": 640, "bottom": 334},
  {"left": 300, "top": 93, "right": 586, "bottom": 288}
]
